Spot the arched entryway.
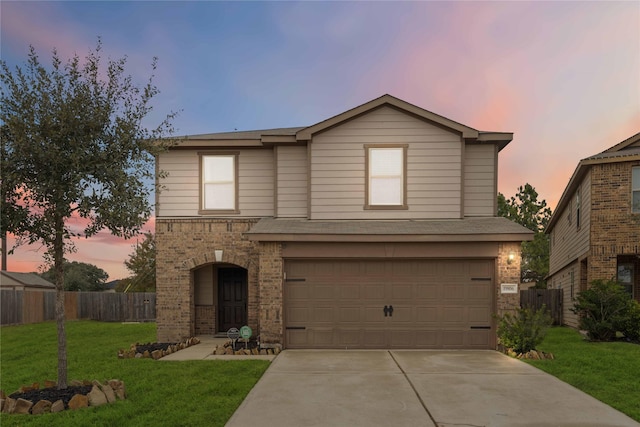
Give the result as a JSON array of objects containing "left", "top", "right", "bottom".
[{"left": 193, "top": 263, "right": 248, "bottom": 335}]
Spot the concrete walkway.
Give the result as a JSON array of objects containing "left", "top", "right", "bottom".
[{"left": 226, "top": 350, "right": 639, "bottom": 427}]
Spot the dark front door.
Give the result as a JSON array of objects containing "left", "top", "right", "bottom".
[{"left": 218, "top": 268, "right": 248, "bottom": 332}]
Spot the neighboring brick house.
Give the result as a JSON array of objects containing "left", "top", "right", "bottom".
[
  {"left": 155, "top": 94, "right": 533, "bottom": 349},
  {"left": 546, "top": 132, "right": 640, "bottom": 328}
]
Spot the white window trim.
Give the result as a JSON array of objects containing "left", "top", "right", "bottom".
[
  {"left": 199, "top": 152, "right": 239, "bottom": 214},
  {"left": 364, "top": 144, "right": 408, "bottom": 210}
]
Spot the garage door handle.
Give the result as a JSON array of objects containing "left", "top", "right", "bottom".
[{"left": 384, "top": 305, "right": 394, "bottom": 317}]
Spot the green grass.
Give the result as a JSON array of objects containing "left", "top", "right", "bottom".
[
  {"left": 524, "top": 326, "right": 640, "bottom": 422},
  {"left": 0, "top": 321, "right": 270, "bottom": 426}
]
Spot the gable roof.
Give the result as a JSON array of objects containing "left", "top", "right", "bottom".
[
  {"left": 296, "top": 94, "right": 478, "bottom": 139},
  {"left": 546, "top": 131, "right": 640, "bottom": 232},
  {"left": 0, "top": 271, "right": 55, "bottom": 289},
  {"left": 172, "top": 94, "right": 513, "bottom": 150}
]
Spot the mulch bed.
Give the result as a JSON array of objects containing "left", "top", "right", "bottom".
[{"left": 8, "top": 384, "right": 92, "bottom": 409}]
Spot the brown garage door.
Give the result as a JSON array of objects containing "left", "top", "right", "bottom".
[{"left": 284, "top": 259, "right": 495, "bottom": 349}]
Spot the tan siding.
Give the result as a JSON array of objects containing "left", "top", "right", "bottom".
[
  {"left": 157, "top": 149, "right": 274, "bottom": 217},
  {"left": 549, "top": 263, "right": 579, "bottom": 328},
  {"left": 310, "top": 106, "right": 463, "bottom": 220},
  {"left": 549, "top": 171, "right": 591, "bottom": 275},
  {"left": 464, "top": 145, "right": 496, "bottom": 217},
  {"left": 276, "top": 146, "right": 308, "bottom": 218},
  {"left": 194, "top": 265, "right": 214, "bottom": 306}
]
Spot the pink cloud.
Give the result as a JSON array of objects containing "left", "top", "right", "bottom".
[{"left": 4, "top": 215, "right": 156, "bottom": 280}]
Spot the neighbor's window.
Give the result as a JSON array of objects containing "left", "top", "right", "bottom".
[
  {"left": 365, "top": 145, "right": 407, "bottom": 209},
  {"left": 617, "top": 263, "right": 634, "bottom": 298},
  {"left": 633, "top": 167, "right": 640, "bottom": 214},
  {"left": 200, "top": 153, "right": 238, "bottom": 212},
  {"left": 570, "top": 270, "right": 575, "bottom": 300}
]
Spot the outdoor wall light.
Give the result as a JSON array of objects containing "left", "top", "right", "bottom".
[
  {"left": 507, "top": 251, "right": 516, "bottom": 265},
  {"left": 214, "top": 250, "right": 223, "bottom": 262}
]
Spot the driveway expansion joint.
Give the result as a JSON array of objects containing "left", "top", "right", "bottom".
[{"left": 388, "top": 350, "right": 438, "bottom": 426}]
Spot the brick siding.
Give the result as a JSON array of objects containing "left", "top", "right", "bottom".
[
  {"left": 589, "top": 161, "right": 640, "bottom": 301},
  {"left": 156, "top": 218, "right": 260, "bottom": 342}
]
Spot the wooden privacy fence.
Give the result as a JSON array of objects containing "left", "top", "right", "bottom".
[
  {"left": 520, "top": 288, "right": 563, "bottom": 325},
  {"left": 0, "top": 290, "right": 155, "bottom": 326}
]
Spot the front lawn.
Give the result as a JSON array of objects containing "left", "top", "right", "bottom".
[
  {"left": 0, "top": 321, "right": 269, "bottom": 426},
  {"left": 524, "top": 326, "right": 640, "bottom": 422}
]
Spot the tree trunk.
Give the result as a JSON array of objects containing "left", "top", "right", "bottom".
[{"left": 54, "top": 223, "right": 67, "bottom": 389}]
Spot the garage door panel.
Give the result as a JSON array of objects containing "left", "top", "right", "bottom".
[
  {"left": 339, "top": 306, "right": 361, "bottom": 323},
  {"left": 442, "top": 331, "right": 465, "bottom": 348},
  {"left": 362, "top": 329, "right": 387, "bottom": 347},
  {"left": 469, "top": 330, "right": 491, "bottom": 347},
  {"left": 468, "top": 307, "right": 491, "bottom": 323},
  {"left": 362, "top": 283, "right": 385, "bottom": 299},
  {"left": 340, "top": 285, "right": 360, "bottom": 299},
  {"left": 415, "top": 306, "right": 439, "bottom": 323},
  {"left": 389, "top": 306, "right": 412, "bottom": 322},
  {"left": 338, "top": 329, "right": 361, "bottom": 346},
  {"left": 287, "top": 284, "right": 308, "bottom": 300},
  {"left": 414, "top": 330, "right": 440, "bottom": 347},
  {"left": 312, "top": 284, "right": 335, "bottom": 299},
  {"left": 286, "top": 307, "right": 309, "bottom": 323},
  {"left": 313, "top": 307, "right": 335, "bottom": 323},
  {"left": 416, "top": 284, "right": 440, "bottom": 299},
  {"left": 284, "top": 259, "right": 494, "bottom": 349},
  {"left": 443, "top": 285, "right": 466, "bottom": 300},
  {"left": 363, "top": 307, "right": 386, "bottom": 322},
  {"left": 391, "top": 284, "right": 412, "bottom": 299}
]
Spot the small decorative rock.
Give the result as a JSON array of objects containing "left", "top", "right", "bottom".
[
  {"left": 68, "top": 394, "right": 89, "bottom": 410},
  {"left": 97, "top": 382, "right": 116, "bottom": 403},
  {"left": 2, "top": 397, "right": 16, "bottom": 413},
  {"left": 88, "top": 385, "right": 108, "bottom": 407},
  {"left": 51, "top": 400, "right": 65, "bottom": 413},
  {"left": 31, "top": 400, "right": 51, "bottom": 415},
  {"left": 13, "top": 398, "right": 33, "bottom": 414}
]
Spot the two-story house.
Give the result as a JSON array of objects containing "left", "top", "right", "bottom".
[
  {"left": 546, "top": 132, "right": 640, "bottom": 328},
  {"left": 155, "top": 94, "right": 532, "bottom": 349}
]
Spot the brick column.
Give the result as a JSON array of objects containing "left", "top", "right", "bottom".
[
  {"left": 258, "top": 242, "right": 283, "bottom": 344},
  {"left": 496, "top": 242, "right": 522, "bottom": 317}
]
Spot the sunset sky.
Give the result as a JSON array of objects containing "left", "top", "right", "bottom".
[{"left": 1, "top": 1, "right": 639, "bottom": 280}]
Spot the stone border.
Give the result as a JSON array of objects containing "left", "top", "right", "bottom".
[
  {"left": 498, "top": 345, "right": 555, "bottom": 360},
  {"left": 212, "top": 340, "right": 281, "bottom": 356},
  {"left": 118, "top": 337, "right": 200, "bottom": 360},
  {"left": 1, "top": 379, "right": 126, "bottom": 415}
]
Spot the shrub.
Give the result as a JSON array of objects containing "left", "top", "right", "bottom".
[
  {"left": 572, "top": 279, "right": 631, "bottom": 341},
  {"left": 496, "top": 306, "right": 552, "bottom": 353},
  {"left": 617, "top": 300, "right": 640, "bottom": 342}
]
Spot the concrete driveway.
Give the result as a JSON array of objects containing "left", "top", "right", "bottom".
[{"left": 226, "top": 350, "right": 638, "bottom": 427}]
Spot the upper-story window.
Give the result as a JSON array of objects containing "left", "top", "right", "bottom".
[
  {"left": 633, "top": 166, "right": 640, "bottom": 214},
  {"left": 199, "top": 152, "right": 239, "bottom": 213},
  {"left": 365, "top": 145, "right": 408, "bottom": 209}
]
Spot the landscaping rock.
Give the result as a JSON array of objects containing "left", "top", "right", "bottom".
[
  {"left": 14, "top": 398, "right": 33, "bottom": 414},
  {"left": 108, "top": 380, "right": 126, "bottom": 400},
  {"left": 44, "top": 380, "right": 56, "bottom": 388},
  {"left": 31, "top": 399, "right": 52, "bottom": 415},
  {"left": 51, "top": 400, "right": 65, "bottom": 413},
  {"left": 88, "top": 385, "right": 108, "bottom": 407},
  {"left": 68, "top": 394, "right": 89, "bottom": 410},
  {"left": 2, "top": 397, "right": 16, "bottom": 413},
  {"left": 97, "top": 382, "right": 116, "bottom": 403}
]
